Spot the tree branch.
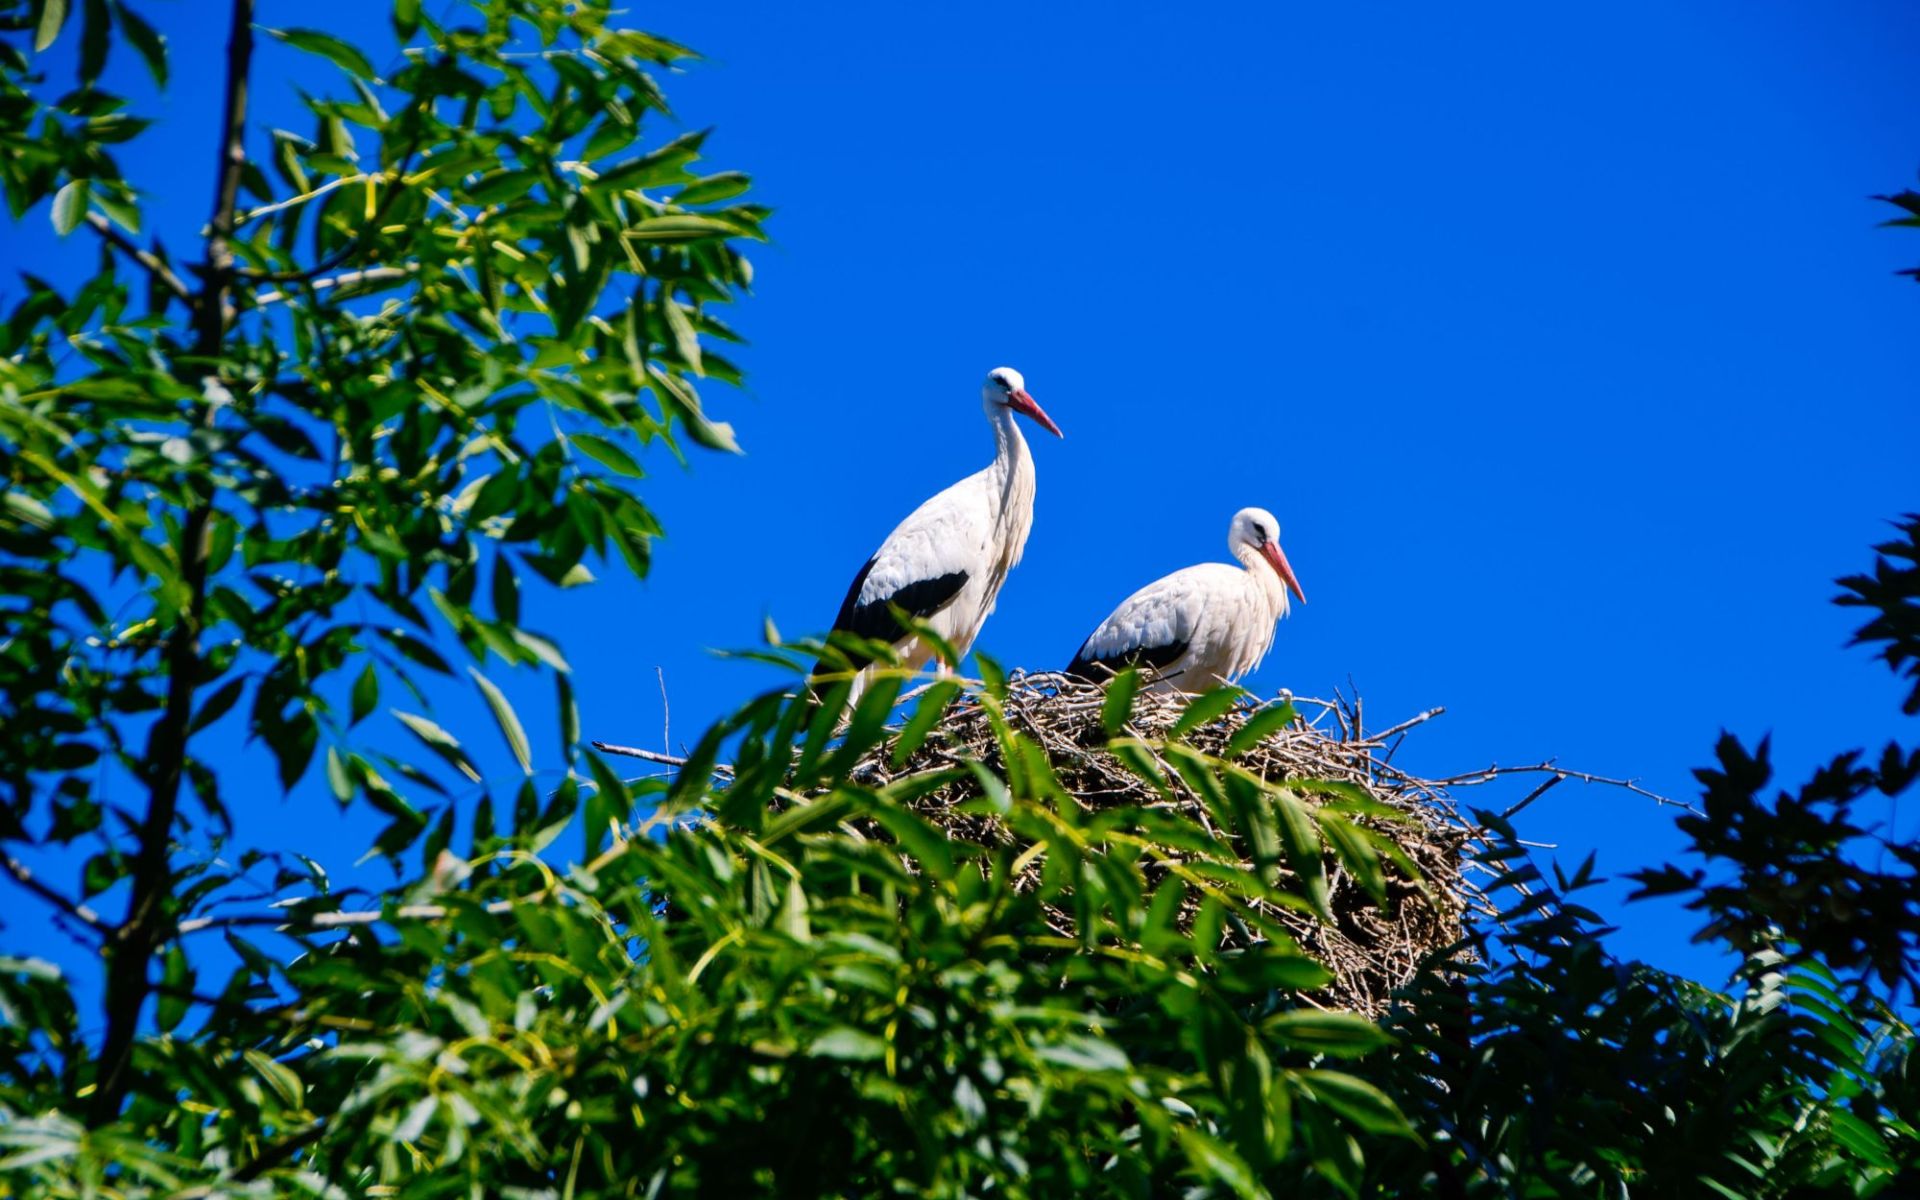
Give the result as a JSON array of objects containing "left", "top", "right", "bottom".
[
  {"left": 251, "top": 264, "right": 417, "bottom": 306},
  {"left": 92, "top": 0, "right": 254, "bottom": 1127},
  {"left": 2, "top": 853, "right": 109, "bottom": 933},
  {"left": 84, "top": 213, "right": 194, "bottom": 306},
  {"left": 235, "top": 143, "right": 423, "bottom": 286}
]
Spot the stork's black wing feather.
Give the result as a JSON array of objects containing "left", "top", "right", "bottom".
[
  {"left": 815, "top": 558, "right": 969, "bottom": 674},
  {"left": 1066, "top": 637, "right": 1190, "bottom": 681}
]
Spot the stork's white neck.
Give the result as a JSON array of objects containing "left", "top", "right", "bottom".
[
  {"left": 1233, "top": 542, "right": 1293, "bottom": 622},
  {"left": 986, "top": 401, "right": 1031, "bottom": 480}
]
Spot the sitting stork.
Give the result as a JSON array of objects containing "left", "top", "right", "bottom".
[
  {"left": 813, "top": 367, "right": 1063, "bottom": 700},
  {"left": 1066, "top": 507, "right": 1305, "bottom": 693}
]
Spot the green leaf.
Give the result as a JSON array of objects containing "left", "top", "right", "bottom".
[
  {"left": 33, "top": 0, "right": 70, "bottom": 51},
  {"left": 1264, "top": 1010, "right": 1391, "bottom": 1058},
  {"left": 243, "top": 1048, "right": 304, "bottom": 1110},
  {"left": 1035, "top": 1033, "right": 1130, "bottom": 1073},
  {"left": 50, "top": 180, "right": 88, "bottom": 236},
  {"left": 810, "top": 1026, "right": 885, "bottom": 1061},
  {"left": 392, "top": 0, "right": 421, "bottom": 37},
  {"left": 892, "top": 680, "right": 962, "bottom": 768},
  {"left": 491, "top": 556, "right": 521, "bottom": 625},
  {"left": 777, "top": 874, "right": 811, "bottom": 942},
  {"left": 1100, "top": 667, "right": 1139, "bottom": 737},
  {"left": 325, "top": 746, "right": 354, "bottom": 804},
  {"left": 78, "top": 0, "right": 108, "bottom": 83},
  {"left": 648, "top": 367, "right": 739, "bottom": 453},
  {"left": 1174, "top": 1127, "right": 1264, "bottom": 1200},
  {"left": 660, "top": 293, "right": 702, "bottom": 374},
  {"left": 1827, "top": 1109, "right": 1896, "bottom": 1169},
  {"left": 468, "top": 168, "right": 537, "bottom": 206},
  {"left": 557, "top": 673, "right": 579, "bottom": 756},
  {"left": 1271, "top": 787, "right": 1329, "bottom": 916},
  {"left": 1226, "top": 701, "right": 1296, "bottom": 758},
  {"left": 623, "top": 214, "right": 743, "bottom": 241},
  {"left": 1318, "top": 812, "right": 1386, "bottom": 904},
  {"left": 1296, "top": 1070, "right": 1417, "bottom": 1139},
  {"left": 674, "top": 171, "right": 751, "bottom": 205},
  {"left": 1171, "top": 686, "right": 1244, "bottom": 740},
  {"left": 869, "top": 804, "right": 955, "bottom": 880},
  {"left": 266, "top": 27, "right": 376, "bottom": 79},
  {"left": 571, "top": 433, "right": 646, "bottom": 478},
  {"left": 189, "top": 676, "right": 246, "bottom": 733},
  {"left": 113, "top": 2, "right": 166, "bottom": 86},
  {"left": 470, "top": 668, "right": 532, "bottom": 774},
  {"left": 392, "top": 711, "right": 482, "bottom": 783},
  {"left": 350, "top": 663, "right": 378, "bottom": 726},
  {"left": 154, "top": 943, "right": 189, "bottom": 1032}
]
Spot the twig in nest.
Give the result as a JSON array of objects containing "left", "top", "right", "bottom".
[{"left": 592, "top": 740, "right": 735, "bottom": 776}]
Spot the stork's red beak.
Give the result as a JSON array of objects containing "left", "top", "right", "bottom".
[
  {"left": 1008, "top": 388, "right": 1064, "bottom": 438},
  {"left": 1261, "top": 540, "right": 1306, "bottom": 604}
]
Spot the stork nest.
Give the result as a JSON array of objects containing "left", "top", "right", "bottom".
[{"left": 847, "top": 673, "right": 1485, "bottom": 1015}]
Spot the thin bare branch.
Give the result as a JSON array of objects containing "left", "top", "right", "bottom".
[
  {"left": 235, "top": 141, "right": 424, "bottom": 286},
  {"left": 594, "top": 740, "right": 699, "bottom": 769},
  {"left": 1369, "top": 706, "right": 1447, "bottom": 745},
  {"left": 252, "top": 264, "right": 416, "bottom": 306},
  {"left": 2, "top": 853, "right": 108, "bottom": 933},
  {"left": 233, "top": 172, "right": 366, "bottom": 227},
  {"left": 657, "top": 666, "right": 671, "bottom": 751},
  {"left": 84, "top": 212, "right": 194, "bottom": 305}
]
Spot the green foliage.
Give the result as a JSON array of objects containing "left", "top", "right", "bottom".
[
  {"left": 1359, "top": 818, "right": 1919, "bottom": 1198},
  {"left": 1, "top": 2, "right": 1918, "bottom": 1196},
  {"left": 0, "top": 0, "right": 761, "bottom": 1133}
]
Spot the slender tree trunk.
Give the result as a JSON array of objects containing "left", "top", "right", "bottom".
[{"left": 90, "top": 0, "right": 254, "bottom": 1125}]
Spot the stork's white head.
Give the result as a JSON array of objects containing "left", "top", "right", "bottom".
[
  {"left": 983, "top": 366, "right": 1063, "bottom": 438},
  {"left": 1230, "top": 507, "right": 1306, "bottom": 604}
]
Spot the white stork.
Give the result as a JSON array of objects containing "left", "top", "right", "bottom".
[
  {"left": 1066, "top": 507, "right": 1305, "bottom": 693},
  {"left": 814, "top": 367, "right": 1063, "bottom": 698}
]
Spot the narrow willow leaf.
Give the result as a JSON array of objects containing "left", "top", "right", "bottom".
[
  {"left": 870, "top": 804, "right": 955, "bottom": 880},
  {"left": 1225, "top": 701, "right": 1295, "bottom": 758},
  {"left": 1264, "top": 1010, "right": 1391, "bottom": 1058},
  {"left": 1294, "top": 1070, "right": 1417, "bottom": 1139},
  {"left": 189, "top": 677, "right": 246, "bottom": 734},
  {"left": 325, "top": 747, "right": 353, "bottom": 804},
  {"left": 392, "top": 711, "right": 481, "bottom": 783},
  {"left": 571, "top": 433, "right": 646, "bottom": 477},
  {"left": 892, "top": 679, "right": 961, "bottom": 768},
  {"left": 777, "top": 874, "right": 811, "bottom": 942},
  {"left": 1317, "top": 812, "right": 1385, "bottom": 904},
  {"left": 674, "top": 171, "right": 750, "bottom": 205},
  {"left": 1100, "top": 668, "right": 1139, "bottom": 737},
  {"left": 1171, "top": 686, "right": 1243, "bottom": 740},
  {"left": 1173, "top": 1128, "right": 1263, "bottom": 1200},
  {"left": 1271, "top": 787, "right": 1329, "bottom": 917},
  {"left": 266, "top": 26, "right": 375, "bottom": 79},
  {"left": 660, "top": 292, "right": 702, "bottom": 374},
  {"left": 155, "top": 943, "right": 189, "bottom": 1032},
  {"left": 350, "top": 663, "right": 378, "bottom": 726},
  {"left": 243, "top": 1048, "right": 304, "bottom": 1109},
  {"left": 470, "top": 668, "right": 532, "bottom": 774},
  {"left": 557, "top": 673, "right": 579, "bottom": 756}
]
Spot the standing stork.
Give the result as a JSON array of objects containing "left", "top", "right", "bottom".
[
  {"left": 813, "top": 367, "right": 1063, "bottom": 699},
  {"left": 1065, "top": 507, "right": 1305, "bottom": 693}
]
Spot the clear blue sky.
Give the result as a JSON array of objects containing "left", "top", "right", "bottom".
[{"left": 6, "top": 1, "right": 1919, "bottom": 1000}]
